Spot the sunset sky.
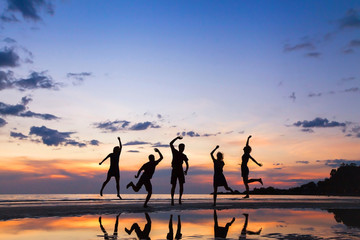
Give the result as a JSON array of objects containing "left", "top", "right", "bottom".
[{"left": 0, "top": 0, "right": 359, "bottom": 194}]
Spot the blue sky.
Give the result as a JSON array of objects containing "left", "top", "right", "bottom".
[{"left": 0, "top": 0, "right": 359, "bottom": 194}]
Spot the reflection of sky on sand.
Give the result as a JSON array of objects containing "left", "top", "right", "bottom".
[{"left": 1, "top": 209, "right": 360, "bottom": 239}]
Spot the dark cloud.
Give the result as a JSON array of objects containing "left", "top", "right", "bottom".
[
  {"left": 2, "top": 0, "right": 54, "bottom": 22},
  {"left": 349, "top": 126, "right": 360, "bottom": 138},
  {"left": 344, "top": 87, "right": 359, "bottom": 93},
  {"left": 284, "top": 42, "right": 315, "bottom": 52},
  {"left": 93, "top": 120, "right": 130, "bottom": 132},
  {"left": 293, "top": 117, "right": 346, "bottom": 128},
  {"left": 0, "top": 47, "right": 20, "bottom": 67},
  {"left": 129, "top": 121, "right": 160, "bottom": 130},
  {"left": 338, "top": 9, "right": 360, "bottom": 30},
  {"left": 29, "top": 125, "right": 86, "bottom": 147},
  {"left": 296, "top": 161, "right": 309, "bottom": 164},
  {"left": 93, "top": 120, "right": 160, "bottom": 132},
  {"left": 273, "top": 163, "right": 283, "bottom": 166},
  {"left": 343, "top": 48, "right": 355, "bottom": 54},
  {"left": 123, "top": 141, "right": 150, "bottom": 146},
  {"left": 341, "top": 77, "right": 356, "bottom": 82},
  {"left": 152, "top": 142, "right": 169, "bottom": 148},
  {"left": 0, "top": 70, "right": 60, "bottom": 91},
  {"left": 10, "top": 131, "right": 27, "bottom": 139},
  {"left": 0, "top": 117, "right": 7, "bottom": 127},
  {"left": 305, "top": 52, "right": 321, "bottom": 58},
  {"left": 66, "top": 72, "right": 92, "bottom": 85},
  {"left": 0, "top": 96, "right": 59, "bottom": 120},
  {"left": 349, "top": 39, "right": 360, "bottom": 47},
  {"left": 0, "top": 14, "right": 18, "bottom": 22},
  {"left": 177, "top": 130, "right": 219, "bottom": 138},
  {"left": 308, "top": 92, "right": 322, "bottom": 97},
  {"left": 127, "top": 150, "right": 140, "bottom": 153},
  {"left": 89, "top": 140, "right": 100, "bottom": 146},
  {"left": 301, "top": 128, "right": 314, "bottom": 133},
  {"left": 14, "top": 71, "right": 59, "bottom": 91},
  {"left": 3, "top": 37, "right": 16, "bottom": 44},
  {"left": 318, "top": 159, "right": 360, "bottom": 168},
  {"left": 289, "top": 92, "right": 296, "bottom": 102}
]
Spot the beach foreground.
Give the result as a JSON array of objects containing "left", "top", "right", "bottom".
[{"left": 1, "top": 194, "right": 360, "bottom": 220}]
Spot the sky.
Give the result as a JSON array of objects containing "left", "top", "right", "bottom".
[{"left": 0, "top": 0, "right": 359, "bottom": 194}]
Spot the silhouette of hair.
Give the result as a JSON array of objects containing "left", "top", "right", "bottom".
[
  {"left": 243, "top": 146, "right": 252, "bottom": 153},
  {"left": 217, "top": 152, "right": 223, "bottom": 160},
  {"left": 149, "top": 154, "right": 155, "bottom": 161}
]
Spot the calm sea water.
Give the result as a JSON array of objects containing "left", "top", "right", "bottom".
[{"left": 1, "top": 207, "right": 360, "bottom": 239}]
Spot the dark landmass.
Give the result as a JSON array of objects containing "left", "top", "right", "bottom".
[{"left": 215, "top": 164, "right": 360, "bottom": 196}]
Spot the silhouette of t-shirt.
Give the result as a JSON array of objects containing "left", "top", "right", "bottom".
[
  {"left": 141, "top": 160, "right": 160, "bottom": 180},
  {"left": 171, "top": 146, "right": 188, "bottom": 170}
]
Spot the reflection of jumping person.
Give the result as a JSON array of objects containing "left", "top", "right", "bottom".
[
  {"left": 99, "top": 137, "right": 122, "bottom": 199},
  {"left": 98, "top": 214, "right": 120, "bottom": 240},
  {"left": 166, "top": 214, "right": 182, "bottom": 240},
  {"left": 126, "top": 148, "right": 163, "bottom": 208},
  {"left": 125, "top": 212, "right": 152, "bottom": 240},
  {"left": 214, "top": 209, "right": 235, "bottom": 238},
  {"left": 211, "top": 145, "right": 234, "bottom": 206},
  {"left": 241, "top": 135, "right": 263, "bottom": 198},
  {"left": 170, "top": 136, "right": 189, "bottom": 206},
  {"left": 239, "top": 213, "right": 262, "bottom": 240}
]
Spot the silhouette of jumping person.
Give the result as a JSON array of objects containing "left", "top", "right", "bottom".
[
  {"left": 99, "top": 137, "right": 122, "bottom": 199},
  {"left": 239, "top": 213, "right": 262, "bottom": 240},
  {"left": 241, "top": 135, "right": 263, "bottom": 198},
  {"left": 214, "top": 209, "right": 235, "bottom": 238},
  {"left": 98, "top": 214, "right": 120, "bottom": 240},
  {"left": 125, "top": 212, "right": 152, "bottom": 240},
  {"left": 126, "top": 148, "right": 163, "bottom": 208},
  {"left": 211, "top": 145, "right": 234, "bottom": 206},
  {"left": 170, "top": 136, "right": 189, "bottom": 206},
  {"left": 167, "top": 214, "right": 182, "bottom": 240}
]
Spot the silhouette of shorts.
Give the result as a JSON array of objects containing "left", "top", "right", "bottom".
[
  {"left": 171, "top": 168, "right": 185, "bottom": 184},
  {"left": 241, "top": 165, "right": 249, "bottom": 177},
  {"left": 108, "top": 167, "right": 119, "bottom": 177},
  {"left": 137, "top": 176, "right": 152, "bottom": 192}
]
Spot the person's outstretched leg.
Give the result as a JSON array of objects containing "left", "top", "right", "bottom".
[
  {"left": 115, "top": 175, "right": 122, "bottom": 199},
  {"left": 127, "top": 181, "right": 141, "bottom": 192},
  {"left": 179, "top": 183, "right": 184, "bottom": 205},
  {"left": 224, "top": 183, "right": 234, "bottom": 193},
  {"left": 100, "top": 175, "right": 111, "bottom": 196},
  {"left": 247, "top": 178, "right": 263, "bottom": 185}
]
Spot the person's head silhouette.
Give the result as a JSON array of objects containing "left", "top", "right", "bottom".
[
  {"left": 148, "top": 154, "right": 155, "bottom": 162},
  {"left": 178, "top": 143, "right": 185, "bottom": 153},
  {"left": 113, "top": 146, "right": 120, "bottom": 153},
  {"left": 217, "top": 152, "right": 223, "bottom": 161},
  {"left": 243, "top": 146, "right": 252, "bottom": 154}
]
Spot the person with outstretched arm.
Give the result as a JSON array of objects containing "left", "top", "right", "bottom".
[
  {"left": 169, "top": 136, "right": 189, "bottom": 206},
  {"left": 126, "top": 148, "right": 163, "bottom": 208},
  {"left": 99, "top": 137, "right": 122, "bottom": 199},
  {"left": 241, "top": 135, "right": 263, "bottom": 198}
]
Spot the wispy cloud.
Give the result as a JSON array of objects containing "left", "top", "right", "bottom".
[
  {"left": 338, "top": 9, "right": 360, "bottom": 30},
  {"left": 284, "top": 42, "right": 315, "bottom": 52},
  {"left": 10, "top": 131, "right": 28, "bottom": 139},
  {"left": 123, "top": 141, "right": 150, "bottom": 146},
  {"left": 316, "top": 159, "right": 360, "bottom": 168},
  {"left": 296, "top": 161, "right": 309, "bottom": 164},
  {"left": 0, "top": 96, "right": 59, "bottom": 120},
  {"left": 177, "top": 130, "right": 220, "bottom": 138},
  {"left": 93, "top": 120, "right": 160, "bottom": 132},
  {"left": 66, "top": 72, "right": 92, "bottom": 85}
]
